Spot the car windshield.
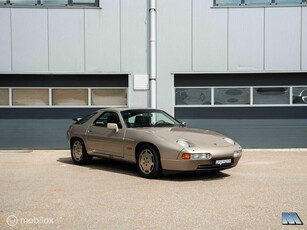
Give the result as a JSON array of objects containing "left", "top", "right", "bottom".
[{"left": 121, "top": 109, "right": 182, "bottom": 128}]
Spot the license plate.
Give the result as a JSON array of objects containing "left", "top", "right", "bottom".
[{"left": 215, "top": 159, "right": 232, "bottom": 166}]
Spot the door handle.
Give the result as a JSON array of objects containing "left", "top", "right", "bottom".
[{"left": 88, "top": 129, "right": 92, "bottom": 133}]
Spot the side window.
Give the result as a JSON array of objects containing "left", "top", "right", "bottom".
[
  {"left": 75, "top": 112, "right": 97, "bottom": 125},
  {"left": 93, "top": 112, "right": 122, "bottom": 128}
]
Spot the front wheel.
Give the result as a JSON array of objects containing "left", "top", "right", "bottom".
[
  {"left": 136, "top": 144, "right": 162, "bottom": 179},
  {"left": 71, "top": 139, "right": 92, "bottom": 165}
]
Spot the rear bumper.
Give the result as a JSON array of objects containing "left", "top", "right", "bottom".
[{"left": 161, "top": 156, "right": 240, "bottom": 171}]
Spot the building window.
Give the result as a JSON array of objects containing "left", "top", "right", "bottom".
[
  {"left": 253, "top": 87, "right": 290, "bottom": 105},
  {"left": 293, "top": 87, "right": 307, "bottom": 104},
  {"left": 91, "top": 89, "right": 127, "bottom": 106},
  {"left": 0, "top": 88, "right": 9, "bottom": 106},
  {"left": 214, "top": 88, "right": 250, "bottom": 105},
  {"left": 52, "top": 89, "right": 88, "bottom": 106},
  {"left": 245, "top": 0, "right": 271, "bottom": 4},
  {"left": 0, "top": 87, "right": 128, "bottom": 107},
  {"left": 1, "top": 0, "right": 99, "bottom": 7},
  {"left": 214, "top": 0, "right": 306, "bottom": 6},
  {"left": 175, "top": 88, "right": 211, "bottom": 105},
  {"left": 175, "top": 86, "right": 307, "bottom": 107},
  {"left": 12, "top": 89, "right": 49, "bottom": 106}
]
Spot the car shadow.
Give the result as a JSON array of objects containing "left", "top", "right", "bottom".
[
  {"left": 57, "top": 157, "right": 138, "bottom": 177},
  {"left": 161, "top": 171, "right": 230, "bottom": 182},
  {"left": 57, "top": 157, "right": 230, "bottom": 181}
]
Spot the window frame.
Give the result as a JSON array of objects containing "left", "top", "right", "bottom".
[
  {"left": 174, "top": 85, "right": 307, "bottom": 107},
  {"left": 0, "top": 87, "right": 128, "bottom": 108},
  {"left": 1, "top": 0, "right": 99, "bottom": 7},
  {"left": 213, "top": 0, "right": 306, "bottom": 7}
]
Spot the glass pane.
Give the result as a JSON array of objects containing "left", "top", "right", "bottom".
[
  {"left": 42, "top": 0, "right": 68, "bottom": 5},
  {"left": 253, "top": 87, "right": 290, "bottom": 104},
  {"left": 245, "top": 0, "right": 271, "bottom": 4},
  {"left": 275, "top": 0, "right": 302, "bottom": 4},
  {"left": 214, "top": 88, "right": 250, "bottom": 105},
  {"left": 92, "top": 89, "right": 127, "bottom": 106},
  {"left": 293, "top": 87, "right": 307, "bottom": 104},
  {"left": 52, "top": 89, "right": 88, "bottom": 106},
  {"left": 10, "top": 0, "right": 38, "bottom": 4},
  {"left": 0, "top": 89, "right": 9, "bottom": 106},
  {"left": 215, "top": 0, "right": 242, "bottom": 5},
  {"left": 13, "top": 89, "right": 49, "bottom": 106},
  {"left": 73, "top": 0, "right": 95, "bottom": 3},
  {"left": 175, "top": 88, "right": 211, "bottom": 105}
]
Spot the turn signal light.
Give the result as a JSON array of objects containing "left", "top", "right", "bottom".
[{"left": 181, "top": 153, "right": 191, "bottom": 159}]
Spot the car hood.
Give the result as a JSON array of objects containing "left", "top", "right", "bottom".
[{"left": 133, "top": 127, "right": 236, "bottom": 148}]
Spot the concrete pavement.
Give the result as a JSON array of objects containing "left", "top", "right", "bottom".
[{"left": 0, "top": 149, "right": 307, "bottom": 229}]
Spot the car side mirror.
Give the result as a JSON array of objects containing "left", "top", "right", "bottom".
[
  {"left": 107, "top": 123, "right": 119, "bottom": 133},
  {"left": 181, "top": 122, "right": 187, "bottom": 127}
]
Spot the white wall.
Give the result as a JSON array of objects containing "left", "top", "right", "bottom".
[
  {"left": 0, "top": 8, "right": 11, "bottom": 72},
  {"left": 157, "top": 0, "right": 192, "bottom": 113},
  {"left": 302, "top": 8, "right": 307, "bottom": 71},
  {"left": 228, "top": 8, "right": 264, "bottom": 71},
  {"left": 264, "top": 7, "right": 301, "bottom": 71},
  {"left": 48, "top": 9, "right": 85, "bottom": 72},
  {"left": 0, "top": 2, "right": 306, "bottom": 111},
  {"left": 193, "top": 0, "right": 227, "bottom": 72},
  {"left": 121, "top": 0, "right": 149, "bottom": 107},
  {"left": 11, "top": 8, "right": 49, "bottom": 72},
  {"left": 85, "top": 0, "right": 121, "bottom": 72},
  {"left": 0, "top": 2, "right": 150, "bottom": 108}
]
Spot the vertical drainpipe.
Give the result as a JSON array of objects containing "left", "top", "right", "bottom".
[{"left": 149, "top": 0, "right": 157, "bottom": 108}]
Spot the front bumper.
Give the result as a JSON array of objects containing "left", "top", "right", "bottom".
[{"left": 161, "top": 156, "right": 240, "bottom": 171}]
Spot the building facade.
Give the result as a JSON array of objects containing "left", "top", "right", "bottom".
[{"left": 0, "top": 0, "right": 307, "bottom": 148}]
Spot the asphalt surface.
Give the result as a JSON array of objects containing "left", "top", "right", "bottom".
[{"left": 0, "top": 149, "right": 307, "bottom": 230}]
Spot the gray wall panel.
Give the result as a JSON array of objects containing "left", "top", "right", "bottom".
[
  {"left": 181, "top": 119, "right": 307, "bottom": 148},
  {"left": 1, "top": 118, "right": 305, "bottom": 149},
  {"left": 0, "top": 119, "right": 72, "bottom": 148}
]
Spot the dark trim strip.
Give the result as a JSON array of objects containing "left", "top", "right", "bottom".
[
  {"left": 0, "top": 108, "right": 102, "bottom": 119},
  {"left": 175, "top": 107, "right": 307, "bottom": 119},
  {"left": 174, "top": 72, "right": 307, "bottom": 87},
  {"left": 0, "top": 74, "right": 129, "bottom": 87}
]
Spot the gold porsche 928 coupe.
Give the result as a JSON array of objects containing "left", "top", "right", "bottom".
[{"left": 67, "top": 108, "right": 242, "bottom": 179}]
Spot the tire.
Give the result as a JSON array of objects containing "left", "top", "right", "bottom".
[
  {"left": 71, "top": 139, "right": 92, "bottom": 165},
  {"left": 136, "top": 144, "right": 162, "bottom": 179}
]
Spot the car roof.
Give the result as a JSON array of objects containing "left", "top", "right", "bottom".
[{"left": 97, "top": 107, "right": 162, "bottom": 113}]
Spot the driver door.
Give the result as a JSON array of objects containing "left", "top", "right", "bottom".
[{"left": 86, "top": 112, "right": 124, "bottom": 157}]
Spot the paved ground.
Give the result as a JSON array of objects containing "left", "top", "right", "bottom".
[{"left": 0, "top": 149, "right": 306, "bottom": 230}]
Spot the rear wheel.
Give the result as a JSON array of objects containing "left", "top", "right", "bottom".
[
  {"left": 71, "top": 139, "right": 92, "bottom": 165},
  {"left": 136, "top": 144, "right": 162, "bottom": 179}
]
